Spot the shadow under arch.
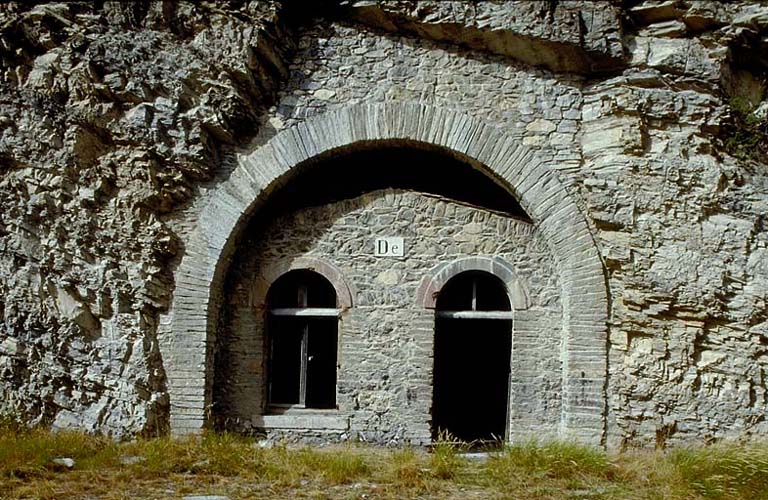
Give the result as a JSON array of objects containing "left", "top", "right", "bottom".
[{"left": 166, "top": 102, "right": 608, "bottom": 445}]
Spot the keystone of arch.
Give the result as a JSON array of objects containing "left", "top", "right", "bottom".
[{"left": 165, "top": 101, "right": 608, "bottom": 445}]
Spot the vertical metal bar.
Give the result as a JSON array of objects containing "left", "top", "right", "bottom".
[
  {"left": 471, "top": 277, "right": 477, "bottom": 312},
  {"left": 268, "top": 333, "right": 274, "bottom": 404},
  {"left": 298, "top": 284, "right": 308, "bottom": 407},
  {"left": 298, "top": 284, "right": 308, "bottom": 309},
  {"left": 299, "top": 322, "right": 308, "bottom": 407}
]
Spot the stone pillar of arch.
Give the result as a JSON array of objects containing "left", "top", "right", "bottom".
[{"left": 165, "top": 102, "right": 608, "bottom": 444}]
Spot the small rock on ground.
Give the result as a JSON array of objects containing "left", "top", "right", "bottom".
[
  {"left": 458, "top": 452, "right": 490, "bottom": 463},
  {"left": 52, "top": 457, "right": 75, "bottom": 469},
  {"left": 119, "top": 455, "right": 145, "bottom": 466}
]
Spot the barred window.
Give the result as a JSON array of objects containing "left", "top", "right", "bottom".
[{"left": 266, "top": 270, "right": 339, "bottom": 409}]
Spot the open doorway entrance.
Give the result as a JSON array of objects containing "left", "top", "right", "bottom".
[{"left": 432, "top": 271, "right": 513, "bottom": 445}]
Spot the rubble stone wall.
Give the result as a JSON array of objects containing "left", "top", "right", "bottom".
[{"left": 217, "top": 189, "right": 562, "bottom": 445}]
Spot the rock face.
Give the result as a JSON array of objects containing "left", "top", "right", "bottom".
[
  {"left": 346, "top": 0, "right": 626, "bottom": 73},
  {"left": 0, "top": 1, "right": 767, "bottom": 447},
  {"left": 0, "top": 1, "right": 294, "bottom": 436}
]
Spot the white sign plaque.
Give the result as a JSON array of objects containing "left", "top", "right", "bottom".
[{"left": 374, "top": 237, "right": 404, "bottom": 257}]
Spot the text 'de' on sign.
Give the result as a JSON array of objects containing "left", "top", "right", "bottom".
[{"left": 374, "top": 237, "right": 404, "bottom": 257}]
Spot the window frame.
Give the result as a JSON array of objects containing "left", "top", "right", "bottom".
[
  {"left": 432, "top": 270, "right": 514, "bottom": 443},
  {"left": 436, "top": 273, "right": 514, "bottom": 320},
  {"left": 266, "top": 273, "right": 341, "bottom": 410}
]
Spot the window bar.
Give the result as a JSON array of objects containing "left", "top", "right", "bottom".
[
  {"left": 298, "top": 283, "right": 308, "bottom": 407},
  {"left": 269, "top": 308, "right": 340, "bottom": 317},
  {"left": 268, "top": 328, "right": 275, "bottom": 404},
  {"left": 471, "top": 277, "right": 478, "bottom": 312},
  {"left": 436, "top": 310, "right": 515, "bottom": 320}
]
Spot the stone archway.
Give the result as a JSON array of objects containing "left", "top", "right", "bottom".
[{"left": 164, "top": 102, "right": 608, "bottom": 444}]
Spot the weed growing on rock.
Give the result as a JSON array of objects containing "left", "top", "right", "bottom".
[{"left": 720, "top": 96, "right": 768, "bottom": 163}]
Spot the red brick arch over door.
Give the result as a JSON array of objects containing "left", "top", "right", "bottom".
[{"left": 165, "top": 102, "right": 609, "bottom": 445}]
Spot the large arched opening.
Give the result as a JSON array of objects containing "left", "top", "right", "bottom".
[{"left": 165, "top": 103, "right": 608, "bottom": 445}]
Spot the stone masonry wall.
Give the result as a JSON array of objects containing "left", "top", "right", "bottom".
[
  {"left": 238, "top": 5, "right": 768, "bottom": 447},
  {"left": 216, "top": 189, "right": 562, "bottom": 444},
  {"left": 1, "top": 1, "right": 767, "bottom": 447}
]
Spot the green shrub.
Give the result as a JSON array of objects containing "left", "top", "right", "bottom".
[{"left": 719, "top": 96, "right": 768, "bottom": 163}]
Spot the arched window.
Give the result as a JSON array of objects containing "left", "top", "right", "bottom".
[
  {"left": 266, "top": 270, "right": 339, "bottom": 409},
  {"left": 432, "top": 271, "right": 513, "bottom": 443}
]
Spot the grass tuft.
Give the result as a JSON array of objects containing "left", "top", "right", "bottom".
[
  {"left": 429, "top": 432, "right": 464, "bottom": 480},
  {"left": 0, "top": 426, "right": 120, "bottom": 479},
  {"left": 502, "top": 439, "right": 611, "bottom": 479},
  {"left": 261, "top": 445, "right": 370, "bottom": 486},
  {"left": 298, "top": 446, "right": 370, "bottom": 485},
  {"left": 670, "top": 443, "right": 768, "bottom": 499},
  {"left": 387, "top": 447, "right": 425, "bottom": 488}
]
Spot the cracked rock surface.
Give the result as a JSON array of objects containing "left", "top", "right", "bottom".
[{"left": 0, "top": 0, "right": 293, "bottom": 436}]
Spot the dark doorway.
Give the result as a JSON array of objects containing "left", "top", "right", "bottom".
[{"left": 432, "top": 272, "right": 513, "bottom": 444}]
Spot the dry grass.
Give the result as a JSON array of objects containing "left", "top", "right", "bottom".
[{"left": 3, "top": 419, "right": 768, "bottom": 500}]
